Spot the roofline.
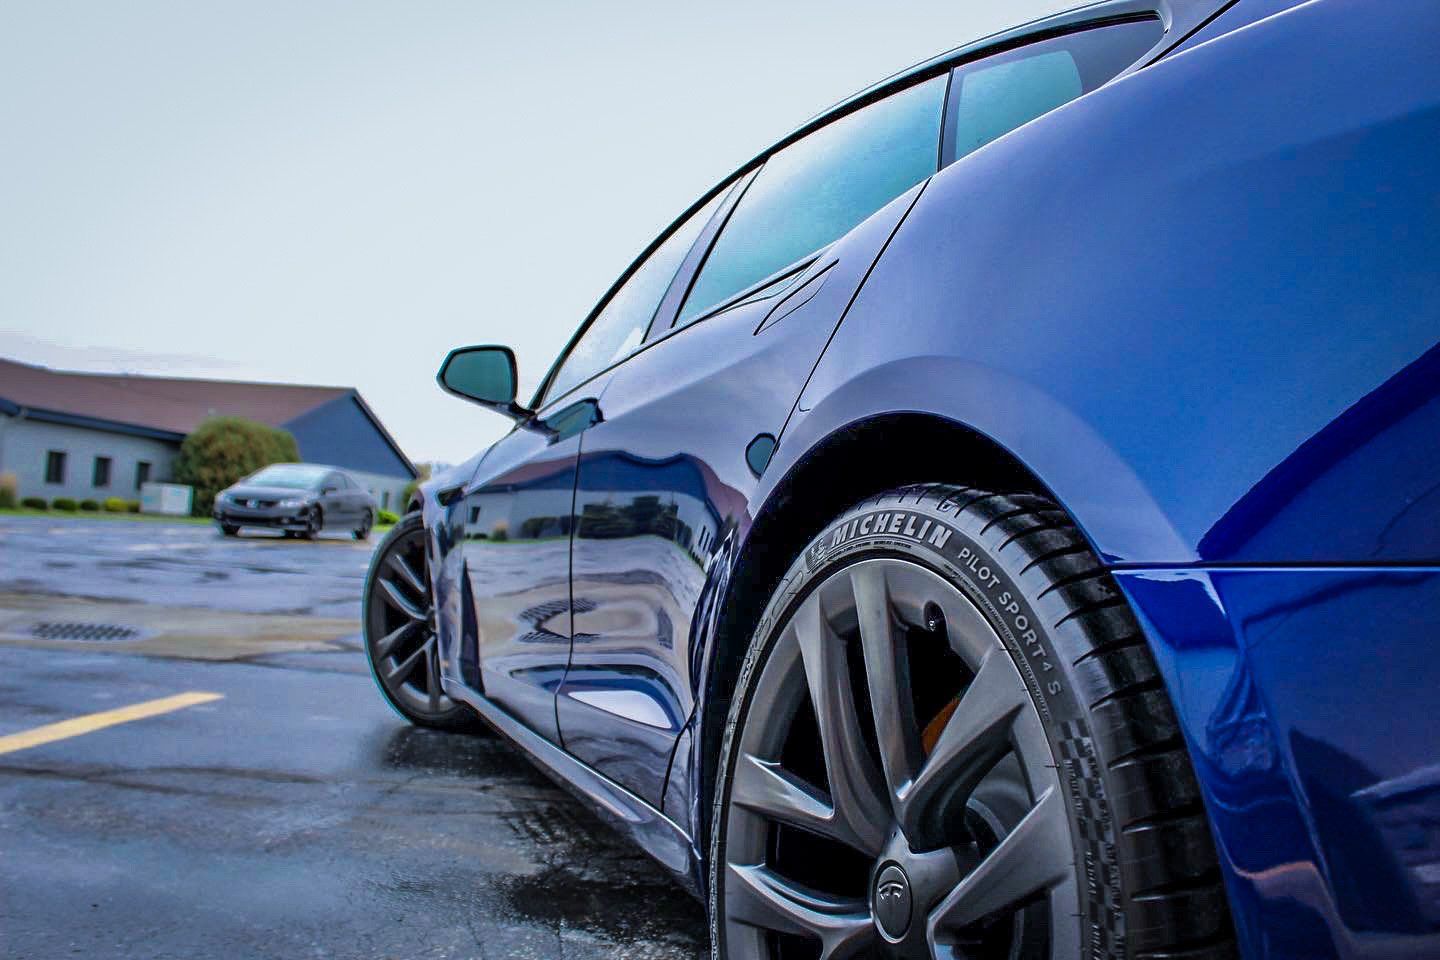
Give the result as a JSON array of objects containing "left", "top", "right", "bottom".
[
  {"left": 526, "top": 0, "right": 1206, "bottom": 409},
  {"left": 338, "top": 390, "right": 420, "bottom": 480},
  {"left": 783, "top": 0, "right": 1185, "bottom": 149},
  {"left": 0, "top": 398, "right": 187, "bottom": 443},
  {"left": 0, "top": 357, "right": 351, "bottom": 395}
]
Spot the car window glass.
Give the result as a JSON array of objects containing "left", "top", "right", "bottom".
[
  {"left": 247, "top": 464, "right": 327, "bottom": 489},
  {"left": 948, "top": 18, "right": 1162, "bottom": 162},
  {"left": 542, "top": 188, "right": 728, "bottom": 406},
  {"left": 677, "top": 74, "right": 947, "bottom": 327}
]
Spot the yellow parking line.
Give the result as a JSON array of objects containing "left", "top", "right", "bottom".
[{"left": 0, "top": 692, "right": 224, "bottom": 756}]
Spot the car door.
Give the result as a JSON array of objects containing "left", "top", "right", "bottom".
[
  {"left": 444, "top": 184, "right": 736, "bottom": 743},
  {"left": 557, "top": 74, "right": 950, "bottom": 808},
  {"left": 318, "top": 471, "right": 349, "bottom": 527},
  {"left": 335, "top": 473, "right": 360, "bottom": 522}
]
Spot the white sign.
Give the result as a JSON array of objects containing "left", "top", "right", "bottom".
[{"left": 140, "top": 482, "right": 194, "bottom": 516}]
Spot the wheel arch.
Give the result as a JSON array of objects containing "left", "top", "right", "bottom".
[{"left": 689, "top": 409, "right": 1067, "bottom": 859}]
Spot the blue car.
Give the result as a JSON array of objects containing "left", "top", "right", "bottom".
[{"left": 362, "top": 0, "right": 1440, "bottom": 956}]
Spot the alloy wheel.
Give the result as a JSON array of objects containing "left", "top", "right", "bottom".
[
  {"left": 365, "top": 524, "right": 456, "bottom": 719},
  {"left": 721, "top": 557, "right": 1077, "bottom": 960}
]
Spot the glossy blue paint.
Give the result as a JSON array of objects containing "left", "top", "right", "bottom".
[
  {"left": 557, "top": 182, "right": 928, "bottom": 807},
  {"left": 409, "top": 0, "right": 1440, "bottom": 956},
  {"left": 788, "top": 0, "right": 1440, "bottom": 567},
  {"left": 1117, "top": 567, "right": 1440, "bottom": 957}
]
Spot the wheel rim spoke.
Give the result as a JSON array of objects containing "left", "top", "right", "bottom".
[
  {"left": 851, "top": 563, "right": 924, "bottom": 815},
  {"left": 385, "top": 635, "right": 431, "bottom": 685},
  {"left": 387, "top": 552, "right": 426, "bottom": 598},
  {"left": 374, "top": 619, "right": 420, "bottom": 660},
  {"left": 898, "top": 649, "right": 1026, "bottom": 846},
  {"left": 378, "top": 576, "right": 426, "bottom": 622},
  {"left": 793, "top": 591, "right": 890, "bottom": 856},
  {"left": 926, "top": 786, "right": 1073, "bottom": 939},
  {"left": 724, "top": 556, "right": 1078, "bottom": 960},
  {"left": 727, "top": 863, "right": 875, "bottom": 960},
  {"left": 732, "top": 753, "right": 874, "bottom": 851}
]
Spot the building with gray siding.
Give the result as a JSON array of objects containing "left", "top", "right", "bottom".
[{"left": 0, "top": 358, "right": 417, "bottom": 509}]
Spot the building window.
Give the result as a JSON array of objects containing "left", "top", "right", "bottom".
[
  {"left": 135, "top": 461, "right": 152, "bottom": 491},
  {"left": 381, "top": 491, "right": 390, "bottom": 509},
  {"left": 93, "top": 456, "right": 112, "bottom": 488},
  {"left": 44, "top": 450, "right": 66, "bottom": 485}
]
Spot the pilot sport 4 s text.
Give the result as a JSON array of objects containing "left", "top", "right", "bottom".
[{"left": 362, "top": 1, "right": 1440, "bottom": 957}]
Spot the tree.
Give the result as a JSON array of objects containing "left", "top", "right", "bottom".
[{"left": 173, "top": 416, "right": 300, "bottom": 515}]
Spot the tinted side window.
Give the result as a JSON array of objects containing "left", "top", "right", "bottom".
[
  {"left": 946, "top": 18, "right": 1162, "bottom": 162},
  {"left": 677, "top": 74, "right": 947, "bottom": 326},
  {"left": 542, "top": 188, "right": 728, "bottom": 405}
]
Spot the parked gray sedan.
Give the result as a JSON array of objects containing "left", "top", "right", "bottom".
[{"left": 213, "top": 463, "right": 377, "bottom": 540}]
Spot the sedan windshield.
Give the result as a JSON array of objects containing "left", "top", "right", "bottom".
[{"left": 243, "top": 464, "right": 328, "bottom": 490}]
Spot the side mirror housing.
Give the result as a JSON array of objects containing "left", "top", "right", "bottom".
[{"left": 436, "top": 345, "right": 533, "bottom": 420}]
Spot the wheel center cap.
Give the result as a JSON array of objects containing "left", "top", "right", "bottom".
[{"left": 873, "top": 862, "right": 913, "bottom": 941}]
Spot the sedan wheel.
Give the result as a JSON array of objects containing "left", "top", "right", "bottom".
[
  {"left": 363, "top": 513, "right": 478, "bottom": 731},
  {"left": 711, "top": 486, "right": 1234, "bottom": 960},
  {"left": 354, "top": 509, "right": 373, "bottom": 541}
]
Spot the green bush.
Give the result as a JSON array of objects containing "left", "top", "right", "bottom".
[
  {"left": 21, "top": 496, "right": 48, "bottom": 510},
  {"left": 79, "top": 499, "right": 100, "bottom": 512},
  {"left": 172, "top": 415, "right": 300, "bottom": 516},
  {"left": 102, "top": 497, "right": 129, "bottom": 513},
  {"left": 0, "top": 472, "right": 17, "bottom": 509},
  {"left": 52, "top": 497, "right": 78, "bottom": 512},
  {"left": 376, "top": 508, "right": 400, "bottom": 525},
  {"left": 126, "top": 500, "right": 141, "bottom": 513}
]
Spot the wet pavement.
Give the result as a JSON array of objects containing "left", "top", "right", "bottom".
[{"left": 0, "top": 516, "right": 707, "bottom": 959}]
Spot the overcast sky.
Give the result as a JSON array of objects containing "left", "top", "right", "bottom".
[{"left": 0, "top": 0, "right": 1065, "bottom": 465}]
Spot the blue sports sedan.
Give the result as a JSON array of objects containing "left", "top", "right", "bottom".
[{"left": 362, "top": 1, "right": 1440, "bottom": 956}]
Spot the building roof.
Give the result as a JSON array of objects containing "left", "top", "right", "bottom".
[{"left": 0, "top": 357, "right": 416, "bottom": 477}]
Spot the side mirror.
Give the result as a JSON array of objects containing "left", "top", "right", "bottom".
[{"left": 436, "top": 345, "right": 533, "bottom": 421}]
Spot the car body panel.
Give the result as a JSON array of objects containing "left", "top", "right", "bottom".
[
  {"left": 411, "top": 1, "right": 1440, "bottom": 957},
  {"left": 558, "top": 183, "right": 929, "bottom": 807},
  {"left": 440, "top": 380, "right": 618, "bottom": 743},
  {"left": 781, "top": 0, "right": 1440, "bottom": 567},
  {"left": 1118, "top": 566, "right": 1440, "bottom": 958}
]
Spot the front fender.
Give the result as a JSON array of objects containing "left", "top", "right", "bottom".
[{"left": 770, "top": 356, "right": 1190, "bottom": 563}]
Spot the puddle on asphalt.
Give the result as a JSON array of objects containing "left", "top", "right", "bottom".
[
  {"left": 375, "top": 724, "right": 708, "bottom": 953},
  {"left": 378, "top": 725, "right": 552, "bottom": 786}
]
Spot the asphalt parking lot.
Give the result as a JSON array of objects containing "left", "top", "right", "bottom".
[{"left": 0, "top": 515, "right": 706, "bottom": 959}]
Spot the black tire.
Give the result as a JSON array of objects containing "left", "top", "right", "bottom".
[
  {"left": 354, "top": 509, "right": 373, "bottom": 541},
  {"left": 302, "top": 506, "right": 322, "bottom": 540},
  {"left": 219, "top": 523, "right": 239, "bottom": 537},
  {"left": 363, "top": 512, "right": 480, "bottom": 732},
  {"left": 710, "top": 484, "right": 1234, "bottom": 960}
]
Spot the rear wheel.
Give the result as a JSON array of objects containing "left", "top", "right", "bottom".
[
  {"left": 363, "top": 512, "right": 478, "bottom": 731},
  {"left": 710, "top": 485, "right": 1235, "bottom": 960},
  {"left": 354, "top": 509, "right": 373, "bottom": 541},
  {"left": 302, "top": 506, "right": 322, "bottom": 540}
]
